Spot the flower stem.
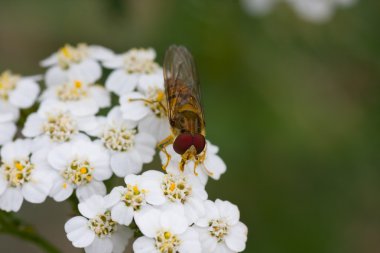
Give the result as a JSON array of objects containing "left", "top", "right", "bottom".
[{"left": 0, "top": 211, "right": 61, "bottom": 253}]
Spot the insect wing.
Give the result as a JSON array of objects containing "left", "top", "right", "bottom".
[{"left": 163, "top": 45, "right": 204, "bottom": 124}]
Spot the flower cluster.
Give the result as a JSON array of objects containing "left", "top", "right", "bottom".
[
  {"left": 242, "top": 0, "right": 358, "bottom": 23},
  {"left": 0, "top": 43, "right": 247, "bottom": 253}
]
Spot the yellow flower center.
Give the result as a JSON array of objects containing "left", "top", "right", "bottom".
[
  {"left": 0, "top": 71, "right": 19, "bottom": 101},
  {"left": 62, "top": 159, "right": 93, "bottom": 186},
  {"left": 208, "top": 219, "right": 229, "bottom": 242},
  {"left": 122, "top": 184, "right": 146, "bottom": 211},
  {"left": 1, "top": 159, "right": 34, "bottom": 187},
  {"left": 155, "top": 230, "right": 181, "bottom": 253},
  {"left": 56, "top": 80, "right": 88, "bottom": 101},
  {"left": 162, "top": 174, "right": 192, "bottom": 204},
  {"left": 88, "top": 210, "right": 117, "bottom": 238},
  {"left": 57, "top": 43, "right": 89, "bottom": 69},
  {"left": 42, "top": 112, "right": 77, "bottom": 142},
  {"left": 102, "top": 126, "right": 136, "bottom": 152},
  {"left": 123, "top": 48, "right": 159, "bottom": 74}
]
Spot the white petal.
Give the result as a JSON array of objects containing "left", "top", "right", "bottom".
[
  {"left": 0, "top": 101, "right": 19, "bottom": 122},
  {"left": 22, "top": 169, "right": 53, "bottom": 203},
  {"left": 137, "top": 73, "right": 164, "bottom": 93},
  {"left": 178, "top": 228, "right": 202, "bottom": 253},
  {"left": 69, "top": 60, "right": 101, "bottom": 84},
  {"left": 225, "top": 222, "right": 248, "bottom": 252},
  {"left": 195, "top": 227, "right": 217, "bottom": 252},
  {"left": 78, "top": 194, "right": 106, "bottom": 218},
  {"left": 22, "top": 113, "right": 44, "bottom": 137},
  {"left": 50, "top": 177, "right": 74, "bottom": 202},
  {"left": 133, "top": 236, "right": 156, "bottom": 253},
  {"left": 105, "top": 70, "right": 138, "bottom": 96},
  {"left": 9, "top": 79, "right": 40, "bottom": 109},
  {"left": 203, "top": 154, "right": 227, "bottom": 180},
  {"left": 0, "top": 176, "right": 7, "bottom": 195},
  {"left": 120, "top": 92, "right": 150, "bottom": 121},
  {"left": 40, "top": 53, "right": 58, "bottom": 67},
  {"left": 102, "top": 55, "right": 124, "bottom": 69},
  {"left": 85, "top": 237, "right": 113, "bottom": 253},
  {"left": 212, "top": 243, "right": 234, "bottom": 253},
  {"left": 76, "top": 181, "right": 107, "bottom": 202},
  {"left": 0, "top": 122, "right": 16, "bottom": 145},
  {"left": 66, "top": 99, "right": 99, "bottom": 117},
  {"left": 184, "top": 197, "right": 206, "bottom": 224},
  {"left": 104, "top": 186, "right": 124, "bottom": 208},
  {"left": 160, "top": 210, "right": 188, "bottom": 235},
  {"left": 195, "top": 200, "right": 219, "bottom": 227},
  {"left": 141, "top": 180, "right": 166, "bottom": 206},
  {"left": 138, "top": 115, "right": 171, "bottom": 142},
  {"left": 110, "top": 152, "right": 143, "bottom": 177},
  {"left": 111, "top": 226, "right": 133, "bottom": 253},
  {"left": 215, "top": 199, "right": 240, "bottom": 225},
  {"left": 45, "top": 66, "right": 68, "bottom": 87},
  {"left": 111, "top": 202, "right": 134, "bottom": 226},
  {"left": 1, "top": 139, "right": 32, "bottom": 163},
  {"left": 134, "top": 207, "right": 161, "bottom": 238},
  {"left": 65, "top": 216, "right": 95, "bottom": 248},
  {"left": 0, "top": 188, "right": 23, "bottom": 212},
  {"left": 90, "top": 86, "right": 111, "bottom": 108},
  {"left": 47, "top": 143, "right": 73, "bottom": 170},
  {"left": 88, "top": 45, "right": 114, "bottom": 61},
  {"left": 134, "top": 132, "right": 156, "bottom": 163}
]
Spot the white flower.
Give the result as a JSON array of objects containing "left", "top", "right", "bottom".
[
  {"left": 105, "top": 172, "right": 166, "bottom": 226},
  {"left": 242, "top": 0, "right": 358, "bottom": 23},
  {"left": 120, "top": 88, "right": 170, "bottom": 142},
  {"left": 143, "top": 170, "right": 207, "bottom": 225},
  {"left": 93, "top": 107, "right": 156, "bottom": 177},
  {"left": 48, "top": 139, "right": 112, "bottom": 202},
  {"left": 64, "top": 195, "right": 133, "bottom": 253},
  {"left": 0, "top": 121, "right": 16, "bottom": 146},
  {"left": 0, "top": 70, "right": 40, "bottom": 110},
  {"left": 22, "top": 101, "right": 98, "bottom": 146},
  {"left": 195, "top": 199, "right": 248, "bottom": 253},
  {"left": 160, "top": 141, "right": 227, "bottom": 185},
  {"left": 0, "top": 139, "right": 54, "bottom": 212},
  {"left": 104, "top": 48, "right": 162, "bottom": 96},
  {"left": 0, "top": 101, "right": 18, "bottom": 145},
  {"left": 41, "top": 43, "right": 114, "bottom": 86},
  {"left": 40, "top": 79, "right": 110, "bottom": 117},
  {"left": 133, "top": 206, "right": 201, "bottom": 253}
]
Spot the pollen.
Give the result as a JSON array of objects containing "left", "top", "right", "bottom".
[
  {"left": 62, "top": 159, "right": 93, "bottom": 186},
  {"left": 56, "top": 81, "right": 88, "bottom": 101},
  {"left": 57, "top": 43, "right": 89, "bottom": 69},
  {"left": 121, "top": 184, "right": 146, "bottom": 211},
  {"left": 88, "top": 211, "right": 117, "bottom": 238},
  {"left": 145, "top": 87, "right": 167, "bottom": 118},
  {"left": 155, "top": 230, "right": 181, "bottom": 253},
  {"left": 162, "top": 174, "right": 192, "bottom": 204},
  {"left": 0, "top": 71, "right": 19, "bottom": 101},
  {"left": 102, "top": 126, "right": 136, "bottom": 152},
  {"left": 42, "top": 112, "right": 77, "bottom": 142},
  {"left": 123, "top": 48, "right": 159, "bottom": 74},
  {"left": 1, "top": 159, "right": 34, "bottom": 187},
  {"left": 208, "top": 219, "right": 229, "bottom": 242}
]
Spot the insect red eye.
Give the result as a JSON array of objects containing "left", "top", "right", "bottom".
[
  {"left": 173, "top": 133, "right": 193, "bottom": 155},
  {"left": 193, "top": 134, "right": 206, "bottom": 154}
]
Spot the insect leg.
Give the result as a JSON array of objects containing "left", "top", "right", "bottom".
[{"left": 157, "top": 135, "right": 174, "bottom": 171}]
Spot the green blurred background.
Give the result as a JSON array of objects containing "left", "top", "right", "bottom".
[{"left": 1, "top": 0, "right": 380, "bottom": 252}]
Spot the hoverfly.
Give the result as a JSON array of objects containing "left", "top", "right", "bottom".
[{"left": 158, "top": 45, "right": 209, "bottom": 175}]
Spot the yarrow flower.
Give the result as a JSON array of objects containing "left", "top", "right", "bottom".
[
  {"left": 65, "top": 195, "right": 133, "bottom": 253},
  {"left": 195, "top": 200, "right": 248, "bottom": 253},
  {"left": 41, "top": 43, "right": 114, "bottom": 86},
  {"left": 105, "top": 172, "right": 166, "bottom": 226},
  {"left": 92, "top": 107, "right": 156, "bottom": 177},
  {"left": 0, "top": 139, "right": 53, "bottom": 212},
  {"left": 242, "top": 0, "right": 358, "bottom": 23},
  {"left": 133, "top": 206, "right": 202, "bottom": 253},
  {"left": 40, "top": 78, "right": 110, "bottom": 116},
  {"left": 0, "top": 44, "right": 248, "bottom": 253},
  {"left": 104, "top": 48, "right": 162, "bottom": 96},
  {"left": 48, "top": 139, "right": 112, "bottom": 201},
  {"left": 160, "top": 141, "right": 227, "bottom": 185},
  {"left": 22, "top": 101, "right": 98, "bottom": 147},
  {"left": 144, "top": 170, "right": 207, "bottom": 224}
]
